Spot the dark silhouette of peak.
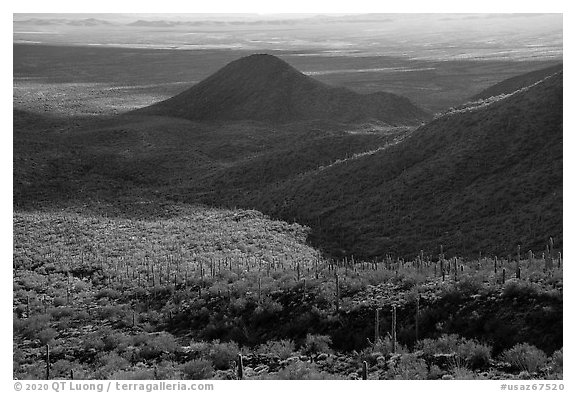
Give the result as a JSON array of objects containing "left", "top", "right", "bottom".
[
  {"left": 134, "top": 54, "right": 431, "bottom": 124},
  {"left": 228, "top": 53, "right": 298, "bottom": 70}
]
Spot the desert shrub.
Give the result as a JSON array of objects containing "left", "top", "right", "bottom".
[
  {"left": 48, "top": 306, "right": 75, "bottom": 319},
  {"left": 385, "top": 353, "right": 428, "bottom": 380},
  {"left": 255, "top": 299, "right": 284, "bottom": 314},
  {"left": 37, "top": 328, "right": 58, "bottom": 345},
  {"left": 95, "top": 305, "right": 126, "bottom": 321},
  {"left": 428, "top": 364, "right": 443, "bottom": 379},
  {"left": 102, "top": 331, "right": 131, "bottom": 353},
  {"left": 453, "top": 275, "right": 485, "bottom": 296},
  {"left": 188, "top": 340, "right": 211, "bottom": 358},
  {"left": 49, "top": 359, "right": 73, "bottom": 378},
  {"left": 372, "top": 336, "right": 407, "bottom": 356},
  {"left": 456, "top": 339, "right": 492, "bottom": 369},
  {"left": 418, "top": 334, "right": 462, "bottom": 356},
  {"left": 550, "top": 349, "right": 562, "bottom": 372},
  {"left": 94, "top": 352, "right": 131, "bottom": 378},
  {"left": 95, "top": 288, "right": 122, "bottom": 300},
  {"left": 135, "top": 333, "right": 180, "bottom": 361},
  {"left": 417, "top": 334, "right": 491, "bottom": 368},
  {"left": 182, "top": 359, "right": 215, "bottom": 379},
  {"left": 301, "top": 334, "right": 332, "bottom": 356},
  {"left": 501, "top": 343, "right": 548, "bottom": 373},
  {"left": 155, "top": 361, "right": 181, "bottom": 379},
  {"left": 451, "top": 365, "right": 485, "bottom": 380},
  {"left": 82, "top": 333, "right": 105, "bottom": 352},
  {"left": 502, "top": 280, "right": 541, "bottom": 298},
  {"left": 548, "top": 349, "right": 562, "bottom": 378},
  {"left": 256, "top": 339, "right": 295, "bottom": 360},
  {"left": 50, "top": 359, "right": 87, "bottom": 379},
  {"left": 207, "top": 340, "right": 240, "bottom": 370},
  {"left": 265, "top": 361, "right": 336, "bottom": 380},
  {"left": 359, "top": 336, "right": 406, "bottom": 366},
  {"left": 53, "top": 297, "right": 67, "bottom": 307},
  {"left": 109, "top": 369, "right": 156, "bottom": 379},
  {"left": 13, "top": 314, "right": 51, "bottom": 339}
]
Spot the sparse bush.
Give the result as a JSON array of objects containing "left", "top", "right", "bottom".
[
  {"left": 501, "top": 343, "right": 548, "bottom": 373},
  {"left": 82, "top": 333, "right": 105, "bottom": 352},
  {"left": 37, "top": 328, "right": 58, "bottom": 345},
  {"left": 14, "top": 314, "right": 51, "bottom": 339},
  {"left": 95, "top": 305, "right": 126, "bottom": 321},
  {"left": 207, "top": 340, "right": 240, "bottom": 370},
  {"left": 256, "top": 339, "right": 295, "bottom": 360},
  {"left": 182, "top": 359, "right": 214, "bottom": 379},
  {"left": 110, "top": 369, "right": 156, "bottom": 379},
  {"left": 50, "top": 359, "right": 75, "bottom": 379},
  {"left": 188, "top": 340, "right": 211, "bottom": 358},
  {"left": 266, "top": 361, "right": 336, "bottom": 380},
  {"left": 135, "top": 333, "right": 180, "bottom": 361},
  {"left": 418, "top": 334, "right": 461, "bottom": 356},
  {"left": 417, "top": 334, "right": 492, "bottom": 368},
  {"left": 95, "top": 288, "right": 122, "bottom": 300},
  {"left": 502, "top": 280, "right": 541, "bottom": 298},
  {"left": 302, "top": 334, "right": 332, "bottom": 356},
  {"left": 102, "top": 331, "right": 131, "bottom": 353},
  {"left": 385, "top": 353, "right": 428, "bottom": 380},
  {"left": 94, "top": 352, "right": 131, "bottom": 378},
  {"left": 372, "top": 336, "right": 407, "bottom": 356},
  {"left": 428, "top": 364, "right": 443, "bottom": 379},
  {"left": 417, "top": 334, "right": 491, "bottom": 369},
  {"left": 452, "top": 365, "right": 485, "bottom": 380},
  {"left": 454, "top": 275, "right": 485, "bottom": 296},
  {"left": 49, "top": 306, "right": 74, "bottom": 319},
  {"left": 549, "top": 349, "right": 562, "bottom": 378},
  {"left": 456, "top": 339, "right": 492, "bottom": 369}
]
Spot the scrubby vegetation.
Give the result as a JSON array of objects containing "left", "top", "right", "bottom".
[{"left": 13, "top": 205, "right": 562, "bottom": 379}]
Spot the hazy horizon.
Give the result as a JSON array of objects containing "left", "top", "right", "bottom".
[{"left": 14, "top": 13, "right": 562, "bottom": 61}]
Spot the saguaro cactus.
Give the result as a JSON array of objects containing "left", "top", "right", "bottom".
[
  {"left": 362, "top": 361, "right": 368, "bottom": 380},
  {"left": 237, "top": 354, "right": 244, "bottom": 380},
  {"left": 45, "top": 344, "right": 50, "bottom": 380},
  {"left": 375, "top": 308, "right": 380, "bottom": 342},
  {"left": 335, "top": 273, "right": 340, "bottom": 313},
  {"left": 415, "top": 295, "right": 420, "bottom": 342},
  {"left": 391, "top": 305, "right": 397, "bottom": 353}
]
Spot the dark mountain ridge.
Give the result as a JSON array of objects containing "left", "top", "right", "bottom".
[
  {"left": 242, "top": 71, "right": 563, "bottom": 258},
  {"left": 471, "top": 63, "right": 562, "bottom": 101},
  {"left": 134, "top": 54, "right": 431, "bottom": 125}
]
